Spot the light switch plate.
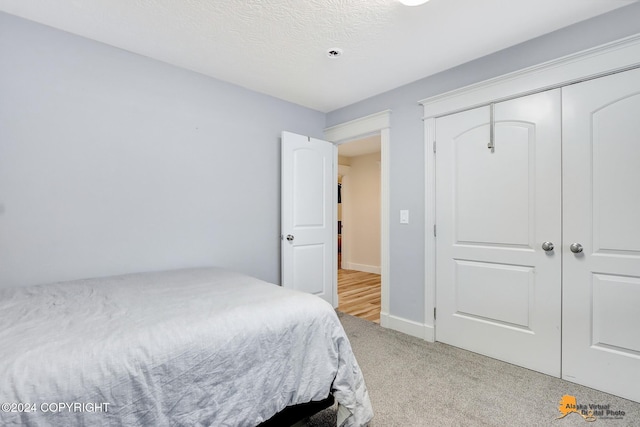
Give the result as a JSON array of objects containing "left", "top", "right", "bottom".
[{"left": 400, "top": 210, "right": 409, "bottom": 224}]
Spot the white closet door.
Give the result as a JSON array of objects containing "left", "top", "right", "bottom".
[
  {"left": 562, "top": 68, "right": 640, "bottom": 402},
  {"left": 435, "top": 90, "right": 562, "bottom": 376}
]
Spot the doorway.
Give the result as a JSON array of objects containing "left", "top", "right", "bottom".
[
  {"left": 337, "top": 136, "right": 382, "bottom": 323},
  {"left": 324, "top": 109, "right": 391, "bottom": 326}
]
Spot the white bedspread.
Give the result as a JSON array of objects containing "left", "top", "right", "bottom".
[{"left": 0, "top": 267, "right": 373, "bottom": 426}]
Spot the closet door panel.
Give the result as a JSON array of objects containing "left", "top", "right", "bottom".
[
  {"left": 562, "top": 67, "right": 640, "bottom": 403},
  {"left": 592, "top": 94, "right": 640, "bottom": 253},
  {"left": 435, "top": 90, "right": 562, "bottom": 376},
  {"left": 454, "top": 122, "right": 532, "bottom": 246}
]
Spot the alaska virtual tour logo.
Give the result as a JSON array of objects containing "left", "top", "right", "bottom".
[{"left": 557, "top": 395, "right": 626, "bottom": 422}]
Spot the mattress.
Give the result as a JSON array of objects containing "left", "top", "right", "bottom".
[{"left": 0, "top": 267, "right": 373, "bottom": 426}]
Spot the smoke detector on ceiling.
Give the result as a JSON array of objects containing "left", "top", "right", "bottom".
[{"left": 327, "top": 48, "right": 343, "bottom": 58}]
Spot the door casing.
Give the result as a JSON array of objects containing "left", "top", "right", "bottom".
[{"left": 324, "top": 111, "right": 391, "bottom": 325}]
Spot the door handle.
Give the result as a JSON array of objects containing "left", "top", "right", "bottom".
[
  {"left": 541, "top": 242, "right": 554, "bottom": 252},
  {"left": 570, "top": 243, "right": 583, "bottom": 254},
  {"left": 286, "top": 234, "right": 294, "bottom": 242}
]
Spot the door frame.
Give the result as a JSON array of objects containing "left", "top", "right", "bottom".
[
  {"left": 325, "top": 110, "right": 391, "bottom": 324},
  {"left": 337, "top": 164, "right": 351, "bottom": 270},
  {"left": 421, "top": 33, "right": 640, "bottom": 343}
]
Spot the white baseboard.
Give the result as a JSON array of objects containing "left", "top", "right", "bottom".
[
  {"left": 380, "top": 312, "right": 435, "bottom": 342},
  {"left": 343, "top": 262, "right": 381, "bottom": 275},
  {"left": 424, "top": 323, "right": 435, "bottom": 342}
]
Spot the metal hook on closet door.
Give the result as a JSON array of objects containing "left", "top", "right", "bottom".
[{"left": 487, "top": 103, "right": 495, "bottom": 152}]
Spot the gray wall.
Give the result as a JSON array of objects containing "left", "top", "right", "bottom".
[
  {"left": 3, "top": 3, "right": 640, "bottom": 320},
  {"left": 326, "top": 2, "right": 640, "bottom": 323},
  {"left": 0, "top": 12, "right": 325, "bottom": 287}
]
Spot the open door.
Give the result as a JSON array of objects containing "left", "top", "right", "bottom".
[{"left": 281, "top": 131, "right": 336, "bottom": 306}]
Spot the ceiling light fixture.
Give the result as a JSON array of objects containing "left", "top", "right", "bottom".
[{"left": 399, "top": 0, "right": 429, "bottom": 5}]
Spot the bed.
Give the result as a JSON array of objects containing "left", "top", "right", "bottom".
[{"left": 0, "top": 267, "right": 373, "bottom": 426}]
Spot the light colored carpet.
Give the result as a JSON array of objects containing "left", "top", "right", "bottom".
[{"left": 307, "top": 312, "right": 640, "bottom": 427}]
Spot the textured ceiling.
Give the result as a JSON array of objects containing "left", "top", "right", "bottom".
[{"left": 0, "top": 0, "right": 635, "bottom": 112}]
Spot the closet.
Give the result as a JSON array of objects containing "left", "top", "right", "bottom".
[{"left": 434, "top": 67, "right": 640, "bottom": 402}]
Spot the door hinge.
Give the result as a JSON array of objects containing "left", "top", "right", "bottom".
[
  {"left": 488, "top": 103, "right": 495, "bottom": 152},
  {"left": 434, "top": 307, "right": 436, "bottom": 320},
  {"left": 433, "top": 224, "right": 436, "bottom": 237},
  {"left": 433, "top": 140, "right": 436, "bottom": 154}
]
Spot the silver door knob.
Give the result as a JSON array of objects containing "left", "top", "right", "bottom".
[
  {"left": 541, "top": 242, "right": 554, "bottom": 252},
  {"left": 570, "top": 243, "right": 583, "bottom": 253},
  {"left": 286, "top": 234, "right": 294, "bottom": 242}
]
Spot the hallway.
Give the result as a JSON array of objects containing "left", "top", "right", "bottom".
[{"left": 337, "top": 269, "right": 381, "bottom": 323}]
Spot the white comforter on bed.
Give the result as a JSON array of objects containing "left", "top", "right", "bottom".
[{"left": 0, "top": 267, "right": 373, "bottom": 426}]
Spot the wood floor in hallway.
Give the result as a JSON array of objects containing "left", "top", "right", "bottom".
[{"left": 337, "top": 269, "right": 381, "bottom": 323}]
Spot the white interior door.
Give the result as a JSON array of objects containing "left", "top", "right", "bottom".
[
  {"left": 562, "top": 68, "right": 640, "bottom": 402},
  {"left": 435, "top": 90, "right": 562, "bottom": 376},
  {"left": 281, "top": 131, "right": 336, "bottom": 306}
]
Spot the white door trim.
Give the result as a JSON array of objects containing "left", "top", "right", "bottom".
[
  {"left": 424, "top": 116, "right": 436, "bottom": 342},
  {"left": 324, "top": 110, "right": 391, "bottom": 325},
  {"left": 422, "top": 33, "right": 640, "bottom": 344},
  {"left": 419, "top": 33, "right": 640, "bottom": 118},
  {"left": 337, "top": 164, "right": 350, "bottom": 270},
  {"left": 325, "top": 110, "right": 391, "bottom": 142}
]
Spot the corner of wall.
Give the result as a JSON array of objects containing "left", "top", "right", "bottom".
[{"left": 380, "top": 312, "right": 434, "bottom": 342}]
